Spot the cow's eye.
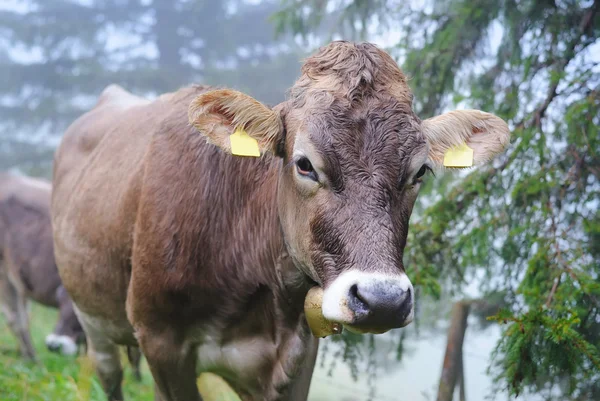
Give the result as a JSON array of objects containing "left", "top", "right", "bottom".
[
  {"left": 413, "top": 164, "right": 432, "bottom": 185},
  {"left": 296, "top": 157, "right": 318, "bottom": 181}
]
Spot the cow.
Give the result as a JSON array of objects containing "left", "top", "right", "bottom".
[
  {"left": 0, "top": 173, "right": 143, "bottom": 380},
  {"left": 51, "top": 41, "right": 510, "bottom": 401},
  {"left": 0, "top": 173, "right": 84, "bottom": 359}
]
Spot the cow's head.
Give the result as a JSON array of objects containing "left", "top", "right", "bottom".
[
  {"left": 189, "top": 41, "right": 509, "bottom": 333},
  {"left": 45, "top": 286, "right": 85, "bottom": 355}
]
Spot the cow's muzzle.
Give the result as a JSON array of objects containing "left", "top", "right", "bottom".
[
  {"left": 321, "top": 270, "right": 414, "bottom": 332},
  {"left": 45, "top": 333, "right": 78, "bottom": 356}
]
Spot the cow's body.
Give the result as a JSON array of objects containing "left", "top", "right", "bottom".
[
  {"left": 52, "top": 85, "right": 317, "bottom": 401},
  {"left": 52, "top": 42, "right": 509, "bottom": 401},
  {"left": 0, "top": 173, "right": 83, "bottom": 359}
]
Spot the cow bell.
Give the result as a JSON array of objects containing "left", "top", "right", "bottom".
[{"left": 304, "top": 286, "right": 343, "bottom": 338}]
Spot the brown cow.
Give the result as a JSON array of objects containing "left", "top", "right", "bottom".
[
  {"left": 0, "top": 173, "right": 143, "bottom": 379},
  {"left": 51, "top": 41, "right": 510, "bottom": 401},
  {"left": 0, "top": 173, "right": 84, "bottom": 359}
]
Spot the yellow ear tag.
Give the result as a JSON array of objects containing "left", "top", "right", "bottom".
[
  {"left": 230, "top": 128, "right": 260, "bottom": 157},
  {"left": 443, "top": 142, "right": 474, "bottom": 168}
]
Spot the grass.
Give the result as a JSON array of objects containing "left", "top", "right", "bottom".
[{"left": 0, "top": 303, "right": 155, "bottom": 401}]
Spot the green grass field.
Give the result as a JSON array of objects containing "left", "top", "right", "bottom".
[{"left": 0, "top": 303, "right": 155, "bottom": 401}]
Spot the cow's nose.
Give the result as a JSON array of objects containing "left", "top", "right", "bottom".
[
  {"left": 321, "top": 270, "right": 414, "bottom": 330},
  {"left": 47, "top": 341, "right": 61, "bottom": 352},
  {"left": 347, "top": 282, "right": 412, "bottom": 328},
  {"left": 45, "top": 333, "right": 78, "bottom": 355}
]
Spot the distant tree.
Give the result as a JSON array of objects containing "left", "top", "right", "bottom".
[
  {"left": 0, "top": 0, "right": 304, "bottom": 172},
  {"left": 275, "top": 0, "right": 600, "bottom": 399}
]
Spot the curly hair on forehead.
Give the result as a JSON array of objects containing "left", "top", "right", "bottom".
[{"left": 289, "top": 41, "right": 413, "bottom": 106}]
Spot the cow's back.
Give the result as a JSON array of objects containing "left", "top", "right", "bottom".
[
  {"left": 52, "top": 84, "right": 150, "bottom": 225},
  {"left": 0, "top": 173, "right": 51, "bottom": 210},
  {"left": 0, "top": 173, "right": 51, "bottom": 253}
]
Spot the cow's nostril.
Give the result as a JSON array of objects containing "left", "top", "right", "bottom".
[
  {"left": 349, "top": 284, "right": 358, "bottom": 299},
  {"left": 348, "top": 284, "right": 369, "bottom": 313},
  {"left": 47, "top": 342, "right": 60, "bottom": 352},
  {"left": 349, "top": 284, "right": 359, "bottom": 301}
]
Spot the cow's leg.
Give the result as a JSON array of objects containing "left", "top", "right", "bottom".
[
  {"left": 136, "top": 325, "right": 202, "bottom": 401},
  {"left": 126, "top": 346, "right": 143, "bottom": 382},
  {"left": 0, "top": 268, "right": 36, "bottom": 361},
  {"left": 284, "top": 336, "right": 319, "bottom": 401},
  {"left": 79, "top": 315, "right": 124, "bottom": 401},
  {"left": 154, "top": 383, "right": 165, "bottom": 401},
  {"left": 46, "top": 285, "right": 81, "bottom": 355},
  {"left": 14, "top": 292, "right": 35, "bottom": 360}
]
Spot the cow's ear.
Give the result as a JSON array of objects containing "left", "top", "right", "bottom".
[
  {"left": 421, "top": 110, "right": 510, "bottom": 167},
  {"left": 188, "top": 89, "right": 284, "bottom": 157}
]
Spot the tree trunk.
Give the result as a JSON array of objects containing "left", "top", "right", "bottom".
[
  {"left": 458, "top": 346, "right": 466, "bottom": 401},
  {"left": 436, "top": 301, "right": 470, "bottom": 401},
  {"left": 153, "top": 0, "right": 185, "bottom": 90}
]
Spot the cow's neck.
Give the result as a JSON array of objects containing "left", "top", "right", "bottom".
[
  {"left": 255, "top": 160, "right": 312, "bottom": 322},
  {"left": 274, "top": 249, "right": 313, "bottom": 319}
]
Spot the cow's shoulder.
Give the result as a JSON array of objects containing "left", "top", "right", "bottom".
[
  {"left": 54, "top": 84, "right": 210, "bottom": 179},
  {"left": 54, "top": 85, "right": 148, "bottom": 175},
  {"left": 52, "top": 85, "right": 154, "bottom": 214},
  {"left": 52, "top": 85, "right": 215, "bottom": 258}
]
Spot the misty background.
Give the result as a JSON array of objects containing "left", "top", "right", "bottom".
[{"left": 0, "top": 0, "right": 307, "bottom": 176}]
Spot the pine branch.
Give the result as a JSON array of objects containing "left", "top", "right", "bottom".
[{"left": 418, "top": 0, "right": 600, "bottom": 222}]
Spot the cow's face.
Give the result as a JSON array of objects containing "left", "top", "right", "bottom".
[
  {"left": 45, "top": 286, "right": 85, "bottom": 355},
  {"left": 275, "top": 88, "right": 424, "bottom": 332},
  {"left": 189, "top": 42, "right": 510, "bottom": 333}
]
